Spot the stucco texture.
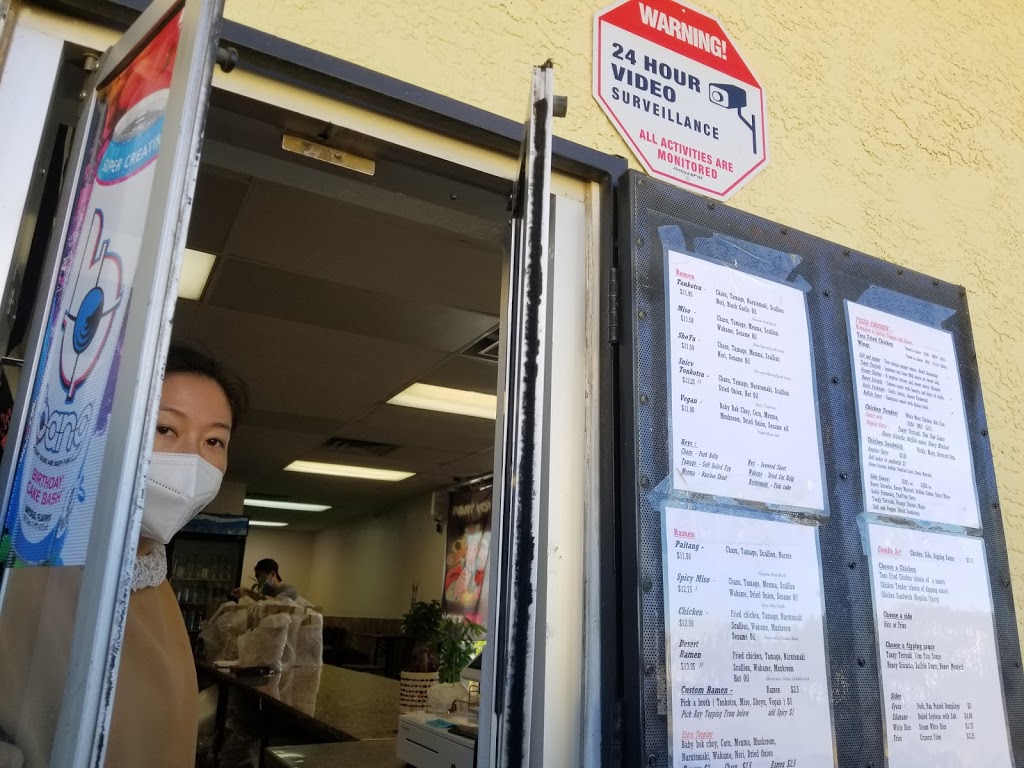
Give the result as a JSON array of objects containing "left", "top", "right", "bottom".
[{"left": 224, "top": 0, "right": 1024, "bottom": 620}]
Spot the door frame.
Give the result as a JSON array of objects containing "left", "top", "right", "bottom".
[{"left": 5, "top": 2, "right": 628, "bottom": 765}]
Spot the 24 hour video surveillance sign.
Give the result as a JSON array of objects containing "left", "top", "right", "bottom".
[{"left": 594, "top": 0, "right": 768, "bottom": 200}]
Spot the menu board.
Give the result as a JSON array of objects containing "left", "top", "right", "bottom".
[
  {"left": 847, "top": 302, "right": 978, "bottom": 528},
  {"left": 867, "top": 523, "right": 1011, "bottom": 767},
  {"left": 667, "top": 251, "right": 825, "bottom": 512},
  {"left": 664, "top": 506, "right": 834, "bottom": 768}
]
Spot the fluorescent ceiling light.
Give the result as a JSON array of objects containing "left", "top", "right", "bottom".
[
  {"left": 387, "top": 382, "right": 497, "bottom": 420},
  {"left": 248, "top": 520, "right": 289, "bottom": 528},
  {"left": 244, "top": 498, "right": 331, "bottom": 512},
  {"left": 284, "top": 460, "right": 414, "bottom": 482},
  {"left": 178, "top": 248, "right": 216, "bottom": 300}
]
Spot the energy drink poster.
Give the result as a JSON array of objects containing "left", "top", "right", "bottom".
[
  {"left": 1, "top": 14, "right": 182, "bottom": 566},
  {"left": 442, "top": 487, "right": 491, "bottom": 627}
]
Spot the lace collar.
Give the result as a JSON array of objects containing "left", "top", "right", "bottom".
[{"left": 132, "top": 542, "right": 168, "bottom": 592}]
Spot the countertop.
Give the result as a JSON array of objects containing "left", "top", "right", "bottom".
[
  {"left": 265, "top": 739, "right": 404, "bottom": 768},
  {"left": 201, "top": 663, "right": 400, "bottom": 741}
]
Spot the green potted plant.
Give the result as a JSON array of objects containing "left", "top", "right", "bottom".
[
  {"left": 399, "top": 600, "right": 444, "bottom": 711},
  {"left": 437, "top": 615, "right": 485, "bottom": 683},
  {"left": 402, "top": 599, "right": 443, "bottom": 671},
  {"left": 399, "top": 600, "right": 485, "bottom": 711}
]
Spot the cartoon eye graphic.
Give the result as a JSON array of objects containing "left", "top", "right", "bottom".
[
  {"left": 70, "top": 286, "right": 105, "bottom": 354},
  {"left": 59, "top": 210, "right": 123, "bottom": 403}
]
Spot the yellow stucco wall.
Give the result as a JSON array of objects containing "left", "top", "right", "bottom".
[{"left": 226, "top": 0, "right": 1024, "bottom": 618}]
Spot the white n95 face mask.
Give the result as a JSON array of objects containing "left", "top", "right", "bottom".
[{"left": 140, "top": 452, "right": 224, "bottom": 544}]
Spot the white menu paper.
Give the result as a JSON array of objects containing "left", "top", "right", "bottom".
[
  {"left": 847, "top": 302, "right": 979, "bottom": 528},
  {"left": 668, "top": 251, "right": 825, "bottom": 511},
  {"left": 664, "top": 507, "right": 835, "bottom": 768},
  {"left": 867, "top": 523, "right": 1012, "bottom": 768}
]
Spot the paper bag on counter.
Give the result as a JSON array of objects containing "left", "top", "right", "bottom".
[
  {"left": 199, "top": 603, "right": 248, "bottom": 662},
  {"left": 237, "top": 613, "right": 290, "bottom": 671},
  {"left": 281, "top": 608, "right": 305, "bottom": 669},
  {"left": 294, "top": 612, "right": 323, "bottom": 667}
]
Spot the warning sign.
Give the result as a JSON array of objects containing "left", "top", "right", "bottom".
[{"left": 593, "top": 0, "right": 768, "bottom": 200}]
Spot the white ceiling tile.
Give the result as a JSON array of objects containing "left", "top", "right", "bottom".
[{"left": 223, "top": 180, "right": 503, "bottom": 315}]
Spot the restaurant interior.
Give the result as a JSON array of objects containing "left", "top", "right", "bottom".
[{"left": 168, "top": 87, "right": 509, "bottom": 767}]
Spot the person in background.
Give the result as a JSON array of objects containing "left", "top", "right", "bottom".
[{"left": 233, "top": 558, "right": 299, "bottom": 601}]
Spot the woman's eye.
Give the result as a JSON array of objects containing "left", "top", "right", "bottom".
[
  {"left": 155, "top": 425, "right": 174, "bottom": 436},
  {"left": 207, "top": 437, "right": 227, "bottom": 449}
]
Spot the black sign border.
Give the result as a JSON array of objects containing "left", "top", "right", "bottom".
[{"left": 618, "top": 169, "right": 1022, "bottom": 767}]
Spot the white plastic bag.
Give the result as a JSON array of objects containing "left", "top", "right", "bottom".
[
  {"left": 294, "top": 612, "right": 323, "bottom": 667},
  {"left": 281, "top": 608, "right": 305, "bottom": 668},
  {"left": 237, "top": 613, "right": 290, "bottom": 671},
  {"left": 199, "top": 602, "right": 248, "bottom": 662}
]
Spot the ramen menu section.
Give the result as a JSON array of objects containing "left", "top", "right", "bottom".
[
  {"left": 664, "top": 508, "right": 834, "bottom": 767},
  {"left": 667, "top": 250, "right": 825, "bottom": 512}
]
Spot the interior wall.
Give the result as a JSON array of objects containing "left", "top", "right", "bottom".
[
  {"left": 242, "top": 528, "right": 316, "bottom": 598},
  {"left": 306, "top": 491, "right": 447, "bottom": 618},
  {"left": 224, "top": 0, "right": 1024, "bottom": 628}
]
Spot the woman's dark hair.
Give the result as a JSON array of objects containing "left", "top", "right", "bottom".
[{"left": 164, "top": 342, "right": 249, "bottom": 429}]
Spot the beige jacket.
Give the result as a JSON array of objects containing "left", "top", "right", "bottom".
[{"left": 0, "top": 568, "right": 197, "bottom": 767}]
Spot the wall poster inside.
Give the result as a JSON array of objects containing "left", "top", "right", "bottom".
[
  {"left": 663, "top": 505, "right": 835, "bottom": 767},
  {"left": 442, "top": 486, "right": 491, "bottom": 628},
  {"left": 667, "top": 249, "right": 825, "bottom": 512},
  {"left": 867, "top": 522, "right": 1012, "bottom": 767},
  {"left": 847, "top": 301, "right": 979, "bottom": 528}
]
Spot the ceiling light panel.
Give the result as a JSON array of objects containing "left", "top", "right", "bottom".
[
  {"left": 178, "top": 248, "right": 217, "bottom": 300},
  {"left": 248, "top": 521, "right": 289, "bottom": 528},
  {"left": 284, "top": 460, "right": 415, "bottom": 482},
  {"left": 387, "top": 382, "right": 497, "bottom": 420},
  {"left": 244, "top": 498, "right": 331, "bottom": 512}
]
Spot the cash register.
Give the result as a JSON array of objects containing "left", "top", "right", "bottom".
[{"left": 396, "top": 652, "right": 480, "bottom": 768}]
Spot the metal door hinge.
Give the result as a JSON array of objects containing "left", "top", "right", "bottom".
[
  {"left": 608, "top": 265, "right": 620, "bottom": 345},
  {"left": 216, "top": 46, "right": 238, "bottom": 73}
]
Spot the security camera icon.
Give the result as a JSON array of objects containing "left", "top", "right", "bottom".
[
  {"left": 709, "top": 83, "right": 746, "bottom": 110},
  {"left": 709, "top": 83, "right": 758, "bottom": 154}
]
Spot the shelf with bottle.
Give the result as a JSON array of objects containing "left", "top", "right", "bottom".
[
  {"left": 173, "top": 582, "right": 233, "bottom": 606},
  {"left": 181, "top": 609, "right": 204, "bottom": 633},
  {"left": 170, "top": 553, "right": 236, "bottom": 581}
]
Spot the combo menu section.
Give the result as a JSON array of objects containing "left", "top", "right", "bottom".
[
  {"left": 867, "top": 523, "right": 1011, "bottom": 767},
  {"left": 847, "top": 302, "right": 978, "bottom": 528},
  {"left": 664, "top": 506, "right": 834, "bottom": 768},
  {"left": 667, "top": 250, "right": 825, "bottom": 512}
]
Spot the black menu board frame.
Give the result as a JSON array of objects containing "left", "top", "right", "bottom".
[{"left": 617, "top": 168, "right": 1023, "bottom": 767}]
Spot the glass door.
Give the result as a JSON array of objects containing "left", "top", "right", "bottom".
[
  {"left": 477, "top": 64, "right": 558, "bottom": 768},
  {"left": 0, "top": 0, "right": 225, "bottom": 764}
]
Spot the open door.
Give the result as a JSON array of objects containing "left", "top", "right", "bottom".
[
  {"left": 477, "top": 64, "right": 563, "bottom": 768},
  {"left": 0, "top": 0, "right": 224, "bottom": 764}
]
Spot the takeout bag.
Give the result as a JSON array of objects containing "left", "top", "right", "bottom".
[
  {"left": 200, "top": 599, "right": 323, "bottom": 670},
  {"left": 294, "top": 612, "right": 323, "bottom": 668},
  {"left": 236, "top": 613, "right": 290, "bottom": 672},
  {"left": 198, "top": 603, "right": 248, "bottom": 662}
]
